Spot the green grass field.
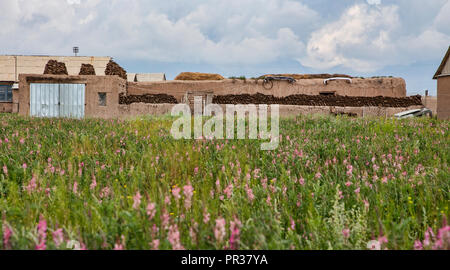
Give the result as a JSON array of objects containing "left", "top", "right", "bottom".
[{"left": 0, "top": 113, "right": 448, "bottom": 250}]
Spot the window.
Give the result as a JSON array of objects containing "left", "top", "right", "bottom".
[
  {"left": 0, "top": 85, "right": 12, "bottom": 102},
  {"left": 319, "top": 91, "right": 336, "bottom": 96},
  {"left": 98, "top": 93, "right": 107, "bottom": 106}
]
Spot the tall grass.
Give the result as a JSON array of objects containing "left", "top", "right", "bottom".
[{"left": 0, "top": 113, "right": 448, "bottom": 250}]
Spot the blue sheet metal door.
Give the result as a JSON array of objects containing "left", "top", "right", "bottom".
[
  {"left": 30, "top": 83, "right": 85, "bottom": 118},
  {"left": 59, "top": 84, "right": 85, "bottom": 118}
]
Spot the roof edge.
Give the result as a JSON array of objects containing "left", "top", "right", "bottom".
[{"left": 433, "top": 46, "right": 450, "bottom": 79}]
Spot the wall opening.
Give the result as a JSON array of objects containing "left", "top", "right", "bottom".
[
  {"left": 0, "top": 84, "right": 12, "bottom": 102},
  {"left": 98, "top": 93, "right": 107, "bottom": 106},
  {"left": 320, "top": 91, "right": 336, "bottom": 96}
]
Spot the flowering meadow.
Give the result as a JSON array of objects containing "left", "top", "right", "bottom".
[{"left": 0, "top": 113, "right": 449, "bottom": 250}]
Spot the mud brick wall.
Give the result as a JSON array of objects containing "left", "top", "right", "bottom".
[
  {"left": 0, "top": 103, "right": 12, "bottom": 113},
  {"left": 437, "top": 76, "right": 450, "bottom": 120},
  {"left": 116, "top": 103, "right": 423, "bottom": 119},
  {"left": 127, "top": 77, "right": 407, "bottom": 102},
  {"left": 18, "top": 74, "right": 126, "bottom": 119}
]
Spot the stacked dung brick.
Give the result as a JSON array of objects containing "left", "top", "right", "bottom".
[
  {"left": 44, "top": 60, "right": 68, "bottom": 75},
  {"left": 105, "top": 60, "right": 127, "bottom": 80},
  {"left": 79, "top": 64, "right": 96, "bottom": 75},
  {"left": 213, "top": 93, "right": 423, "bottom": 107},
  {"left": 119, "top": 93, "right": 178, "bottom": 105}
]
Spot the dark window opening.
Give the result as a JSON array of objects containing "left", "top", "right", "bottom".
[
  {"left": 0, "top": 85, "right": 12, "bottom": 102},
  {"left": 320, "top": 91, "right": 336, "bottom": 96},
  {"left": 98, "top": 92, "right": 107, "bottom": 106}
]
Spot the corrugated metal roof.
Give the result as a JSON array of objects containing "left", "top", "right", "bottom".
[{"left": 135, "top": 73, "right": 166, "bottom": 82}]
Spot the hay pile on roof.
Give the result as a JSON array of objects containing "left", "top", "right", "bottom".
[
  {"left": 175, "top": 72, "right": 225, "bottom": 81},
  {"left": 44, "top": 60, "right": 68, "bottom": 75},
  {"left": 79, "top": 64, "right": 96, "bottom": 75},
  {"left": 105, "top": 60, "right": 127, "bottom": 80},
  {"left": 262, "top": 74, "right": 352, "bottom": 80}
]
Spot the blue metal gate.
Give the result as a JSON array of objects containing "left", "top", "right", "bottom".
[{"left": 30, "top": 83, "right": 85, "bottom": 118}]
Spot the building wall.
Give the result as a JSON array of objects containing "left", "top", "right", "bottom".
[
  {"left": 18, "top": 74, "right": 126, "bottom": 118},
  {"left": 14, "top": 75, "right": 419, "bottom": 120},
  {"left": 422, "top": 96, "right": 437, "bottom": 116},
  {"left": 117, "top": 103, "right": 422, "bottom": 119},
  {"left": 0, "top": 102, "right": 12, "bottom": 113},
  {"left": 0, "top": 55, "right": 111, "bottom": 82},
  {"left": 442, "top": 58, "right": 450, "bottom": 76},
  {"left": 437, "top": 76, "right": 450, "bottom": 120},
  {"left": 127, "top": 77, "right": 407, "bottom": 101}
]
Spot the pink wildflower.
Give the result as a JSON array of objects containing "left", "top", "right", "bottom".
[
  {"left": 2, "top": 165, "right": 7, "bottom": 175},
  {"left": 35, "top": 216, "right": 47, "bottom": 250},
  {"left": 172, "top": 186, "right": 181, "bottom": 200},
  {"left": 346, "top": 165, "right": 353, "bottom": 177},
  {"left": 161, "top": 211, "right": 170, "bottom": 229},
  {"left": 414, "top": 240, "right": 423, "bottom": 250},
  {"left": 203, "top": 212, "right": 210, "bottom": 224},
  {"left": 133, "top": 192, "right": 142, "bottom": 209},
  {"left": 24, "top": 175, "right": 37, "bottom": 194},
  {"left": 52, "top": 228, "right": 64, "bottom": 248},
  {"left": 299, "top": 177, "right": 305, "bottom": 186},
  {"left": 246, "top": 186, "right": 255, "bottom": 203},
  {"left": 214, "top": 217, "right": 226, "bottom": 243},
  {"left": 146, "top": 202, "right": 156, "bottom": 220},
  {"left": 354, "top": 188, "right": 361, "bottom": 194},
  {"left": 223, "top": 184, "right": 233, "bottom": 199},
  {"left": 378, "top": 235, "right": 388, "bottom": 245},
  {"left": 2, "top": 224, "right": 12, "bottom": 249},
  {"left": 289, "top": 218, "right": 296, "bottom": 232},
  {"left": 151, "top": 239, "right": 160, "bottom": 250},
  {"left": 168, "top": 224, "right": 184, "bottom": 250},
  {"left": 99, "top": 186, "right": 111, "bottom": 198},
  {"left": 72, "top": 181, "right": 78, "bottom": 195},
  {"left": 90, "top": 175, "right": 97, "bottom": 190},
  {"left": 229, "top": 218, "right": 242, "bottom": 250},
  {"left": 342, "top": 228, "right": 350, "bottom": 239},
  {"left": 22, "top": 163, "right": 27, "bottom": 169},
  {"left": 113, "top": 235, "right": 126, "bottom": 250},
  {"left": 183, "top": 184, "right": 194, "bottom": 209}
]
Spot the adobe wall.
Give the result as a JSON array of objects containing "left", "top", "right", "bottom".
[
  {"left": 127, "top": 77, "right": 406, "bottom": 101},
  {"left": 17, "top": 74, "right": 126, "bottom": 118},
  {"left": 0, "top": 55, "right": 111, "bottom": 82},
  {"left": 437, "top": 76, "right": 450, "bottom": 120},
  {"left": 116, "top": 103, "right": 422, "bottom": 119},
  {"left": 0, "top": 103, "right": 12, "bottom": 113},
  {"left": 422, "top": 96, "right": 437, "bottom": 116}
]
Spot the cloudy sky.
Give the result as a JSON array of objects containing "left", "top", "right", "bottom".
[{"left": 1, "top": 0, "right": 449, "bottom": 95}]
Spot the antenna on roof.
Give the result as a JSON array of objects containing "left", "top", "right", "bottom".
[{"left": 73, "top": 47, "right": 79, "bottom": 56}]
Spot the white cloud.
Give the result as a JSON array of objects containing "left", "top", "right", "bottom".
[
  {"left": 433, "top": 1, "right": 450, "bottom": 35},
  {"left": 0, "top": 0, "right": 448, "bottom": 75},
  {"left": 300, "top": 2, "right": 450, "bottom": 72},
  {"left": 300, "top": 4, "right": 400, "bottom": 72},
  {"left": 367, "top": 0, "right": 381, "bottom": 5},
  {"left": 0, "top": 0, "right": 314, "bottom": 65}
]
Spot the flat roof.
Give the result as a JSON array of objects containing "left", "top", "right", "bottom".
[{"left": 0, "top": 54, "right": 111, "bottom": 58}]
